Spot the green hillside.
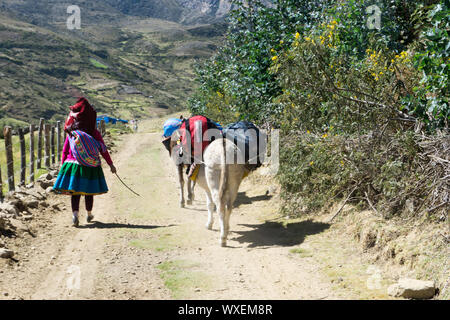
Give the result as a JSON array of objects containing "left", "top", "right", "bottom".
[{"left": 0, "top": 3, "right": 225, "bottom": 126}]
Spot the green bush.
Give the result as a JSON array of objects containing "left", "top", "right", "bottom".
[
  {"left": 278, "top": 130, "right": 437, "bottom": 218},
  {"left": 408, "top": 2, "right": 449, "bottom": 128},
  {"left": 189, "top": 0, "right": 332, "bottom": 124},
  {"left": 188, "top": 0, "right": 449, "bottom": 219}
]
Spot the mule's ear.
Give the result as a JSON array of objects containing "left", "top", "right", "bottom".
[{"left": 162, "top": 137, "right": 171, "bottom": 153}]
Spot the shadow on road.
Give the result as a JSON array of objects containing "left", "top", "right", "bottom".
[
  {"left": 189, "top": 191, "right": 272, "bottom": 212},
  {"left": 234, "top": 191, "right": 273, "bottom": 208},
  {"left": 233, "top": 220, "right": 330, "bottom": 248},
  {"left": 0, "top": 228, "right": 16, "bottom": 238},
  {"left": 78, "top": 221, "right": 177, "bottom": 230}
]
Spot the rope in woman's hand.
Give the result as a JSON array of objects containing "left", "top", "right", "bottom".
[{"left": 114, "top": 172, "right": 141, "bottom": 197}]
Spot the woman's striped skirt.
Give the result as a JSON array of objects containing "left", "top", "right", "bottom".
[{"left": 53, "top": 160, "right": 109, "bottom": 196}]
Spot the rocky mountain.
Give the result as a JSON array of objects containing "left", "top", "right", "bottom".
[
  {"left": 93, "top": 0, "right": 234, "bottom": 24},
  {"left": 0, "top": 0, "right": 237, "bottom": 26}
]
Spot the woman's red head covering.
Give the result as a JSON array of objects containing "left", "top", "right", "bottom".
[{"left": 64, "top": 97, "right": 97, "bottom": 135}]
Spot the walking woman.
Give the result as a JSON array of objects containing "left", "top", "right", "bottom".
[{"left": 53, "top": 97, "right": 117, "bottom": 227}]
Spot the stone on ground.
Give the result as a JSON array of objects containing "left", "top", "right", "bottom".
[
  {"left": 0, "top": 248, "right": 14, "bottom": 259},
  {"left": 388, "top": 278, "right": 436, "bottom": 299}
]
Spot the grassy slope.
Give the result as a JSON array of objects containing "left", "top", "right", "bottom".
[{"left": 0, "top": 8, "right": 223, "bottom": 125}]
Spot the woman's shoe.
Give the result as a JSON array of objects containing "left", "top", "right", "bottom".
[{"left": 73, "top": 215, "right": 79, "bottom": 227}]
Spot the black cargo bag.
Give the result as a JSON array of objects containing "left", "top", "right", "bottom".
[{"left": 223, "top": 121, "right": 266, "bottom": 169}]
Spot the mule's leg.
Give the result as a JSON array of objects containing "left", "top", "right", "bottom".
[
  {"left": 220, "top": 167, "right": 245, "bottom": 246},
  {"left": 222, "top": 200, "right": 233, "bottom": 245},
  {"left": 204, "top": 164, "right": 227, "bottom": 246},
  {"left": 217, "top": 199, "right": 231, "bottom": 247},
  {"left": 191, "top": 181, "right": 196, "bottom": 202},
  {"left": 187, "top": 179, "right": 194, "bottom": 205},
  {"left": 217, "top": 197, "right": 228, "bottom": 247},
  {"left": 209, "top": 181, "right": 227, "bottom": 246},
  {"left": 178, "top": 165, "right": 185, "bottom": 208},
  {"left": 208, "top": 176, "right": 227, "bottom": 246},
  {"left": 205, "top": 190, "right": 215, "bottom": 230}
]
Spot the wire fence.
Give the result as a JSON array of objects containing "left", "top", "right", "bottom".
[{"left": 0, "top": 119, "right": 65, "bottom": 199}]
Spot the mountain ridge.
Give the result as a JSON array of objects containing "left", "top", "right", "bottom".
[{"left": 0, "top": 0, "right": 237, "bottom": 26}]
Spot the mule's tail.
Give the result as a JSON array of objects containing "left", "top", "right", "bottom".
[{"left": 218, "top": 138, "right": 228, "bottom": 203}]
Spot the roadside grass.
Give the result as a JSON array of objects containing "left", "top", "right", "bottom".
[
  {"left": 129, "top": 231, "right": 176, "bottom": 252},
  {"left": 156, "top": 260, "right": 212, "bottom": 299},
  {"left": 127, "top": 221, "right": 199, "bottom": 253},
  {"left": 305, "top": 230, "right": 393, "bottom": 300},
  {"left": 89, "top": 58, "right": 109, "bottom": 69},
  {"left": 289, "top": 248, "right": 313, "bottom": 258}
]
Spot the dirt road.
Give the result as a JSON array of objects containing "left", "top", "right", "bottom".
[{"left": 0, "top": 120, "right": 392, "bottom": 300}]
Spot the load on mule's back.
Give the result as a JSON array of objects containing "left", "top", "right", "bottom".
[
  {"left": 162, "top": 115, "right": 266, "bottom": 184},
  {"left": 162, "top": 115, "right": 222, "bottom": 207},
  {"left": 178, "top": 115, "right": 223, "bottom": 165},
  {"left": 162, "top": 115, "right": 268, "bottom": 246},
  {"left": 163, "top": 116, "right": 266, "bottom": 170},
  {"left": 223, "top": 121, "right": 266, "bottom": 171}
]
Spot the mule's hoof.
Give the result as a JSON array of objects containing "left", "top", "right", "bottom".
[
  {"left": 187, "top": 200, "right": 193, "bottom": 205},
  {"left": 180, "top": 203, "right": 185, "bottom": 208},
  {"left": 220, "top": 239, "right": 227, "bottom": 247},
  {"left": 206, "top": 223, "right": 213, "bottom": 230}
]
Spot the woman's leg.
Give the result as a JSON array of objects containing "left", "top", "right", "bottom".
[
  {"left": 71, "top": 195, "right": 81, "bottom": 226},
  {"left": 85, "top": 195, "right": 94, "bottom": 222},
  {"left": 85, "top": 195, "right": 94, "bottom": 212},
  {"left": 71, "top": 195, "right": 81, "bottom": 213}
]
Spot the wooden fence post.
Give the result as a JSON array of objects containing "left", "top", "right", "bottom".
[
  {"left": 18, "top": 128, "right": 26, "bottom": 186},
  {"left": 44, "top": 124, "right": 51, "bottom": 168},
  {"left": 29, "top": 124, "right": 35, "bottom": 184},
  {"left": 51, "top": 126, "right": 55, "bottom": 165},
  {"left": 56, "top": 121, "right": 61, "bottom": 166},
  {"left": 3, "top": 126, "right": 15, "bottom": 192},
  {"left": 0, "top": 164, "right": 3, "bottom": 201},
  {"left": 100, "top": 120, "right": 106, "bottom": 137},
  {"left": 37, "top": 118, "right": 44, "bottom": 169}
]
